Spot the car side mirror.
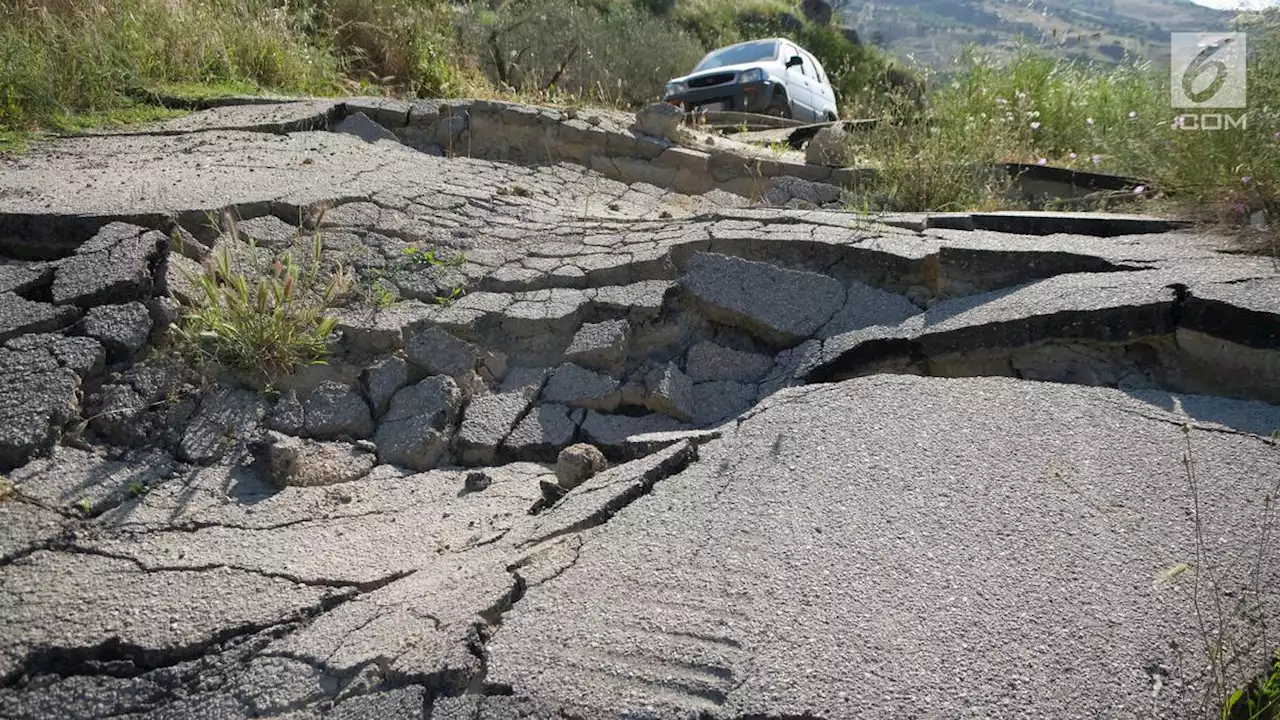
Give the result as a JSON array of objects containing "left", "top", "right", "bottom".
[{"left": 786, "top": 55, "right": 803, "bottom": 69}]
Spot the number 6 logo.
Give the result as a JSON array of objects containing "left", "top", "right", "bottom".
[
  {"left": 1170, "top": 33, "right": 1246, "bottom": 109},
  {"left": 1183, "top": 40, "right": 1230, "bottom": 104}
]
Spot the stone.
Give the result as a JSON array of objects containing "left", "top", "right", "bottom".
[
  {"left": 502, "top": 404, "right": 578, "bottom": 462},
  {"left": 404, "top": 324, "right": 478, "bottom": 377},
  {"left": 303, "top": 382, "right": 375, "bottom": 440},
  {"left": 631, "top": 102, "right": 684, "bottom": 142},
  {"left": 0, "top": 334, "right": 103, "bottom": 471},
  {"left": 77, "top": 302, "right": 153, "bottom": 364},
  {"left": 685, "top": 341, "right": 774, "bottom": 384},
  {"left": 265, "top": 390, "right": 305, "bottom": 435},
  {"left": 463, "top": 470, "right": 493, "bottom": 493},
  {"left": 805, "top": 124, "right": 850, "bottom": 166},
  {"left": 762, "top": 176, "right": 843, "bottom": 207},
  {"left": 262, "top": 431, "right": 377, "bottom": 487},
  {"left": 541, "top": 363, "right": 621, "bottom": 411},
  {"left": 562, "top": 320, "right": 630, "bottom": 371},
  {"left": 455, "top": 391, "right": 537, "bottom": 466},
  {"left": 334, "top": 111, "right": 399, "bottom": 144},
  {"left": 555, "top": 443, "right": 607, "bottom": 490},
  {"left": 375, "top": 376, "right": 462, "bottom": 471},
  {"left": 51, "top": 224, "right": 168, "bottom": 307},
  {"left": 179, "top": 388, "right": 269, "bottom": 464},
  {"left": 644, "top": 362, "right": 695, "bottom": 422},
  {"left": 360, "top": 356, "right": 410, "bottom": 417},
  {"left": 681, "top": 252, "right": 846, "bottom": 346},
  {"left": 691, "top": 380, "right": 758, "bottom": 426},
  {"left": 0, "top": 292, "right": 79, "bottom": 344}
]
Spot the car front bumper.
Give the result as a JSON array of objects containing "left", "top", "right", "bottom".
[{"left": 664, "top": 81, "right": 778, "bottom": 114}]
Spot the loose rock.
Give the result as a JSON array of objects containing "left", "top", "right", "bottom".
[
  {"left": 555, "top": 443, "right": 607, "bottom": 490},
  {"left": 263, "top": 431, "right": 377, "bottom": 487}
]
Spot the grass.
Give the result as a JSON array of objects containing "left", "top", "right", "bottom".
[
  {"left": 172, "top": 222, "right": 343, "bottom": 384},
  {"left": 844, "top": 10, "right": 1280, "bottom": 230}
]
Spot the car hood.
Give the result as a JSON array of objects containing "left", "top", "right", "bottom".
[{"left": 670, "top": 61, "right": 778, "bottom": 84}]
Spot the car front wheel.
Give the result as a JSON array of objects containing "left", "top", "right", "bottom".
[{"left": 764, "top": 96, "right": 791, "bottom": 118}]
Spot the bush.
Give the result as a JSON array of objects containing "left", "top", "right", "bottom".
[
  {"left": 460, "top": 0, "right": 704, "bottom": 106},
  {"left": 844, "top": 13, "right": 1280, "bottom": 222}
]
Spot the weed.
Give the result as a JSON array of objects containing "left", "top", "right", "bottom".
[
  {"left": 435, "top": 286, "right": 464, "bottom": 306},
  {"left": 128, "top": 481, "right": 149, "bottom": 497},
  {"left": 1177, "top": 420, "right": 1280, "bottom": 719},
  {"left": 498, "top": 185, "right": 532, "bottom": 197},
  {"left": 1224, "top": 651, "right": 1280, "bottom": 719},
  {"left": 403, "top": 246, "right": 465, "bottom": 267},
  {"left": 77, "top": 498, "right": 91, "bottom": 514},
  {"left": 369, "top": 278, "right": 399, "bottom": 309},
  {"left": 172, "top": 241, "right": 339, "bottom": 384},
  {"left": 0, "top": 476, "right": 12, "bottom": 502}
]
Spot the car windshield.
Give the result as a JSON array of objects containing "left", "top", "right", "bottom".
[{"left": 693, "top": 41, "right": 778, "bottom": 72}]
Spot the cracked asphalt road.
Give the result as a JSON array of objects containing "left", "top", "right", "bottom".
[{"left": 1, "top": 101, "right": 1279, "bottom": 719}]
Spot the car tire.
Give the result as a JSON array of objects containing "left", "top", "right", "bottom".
[{"left": 764, "top": 95, "right": 791, "bottom": 119}]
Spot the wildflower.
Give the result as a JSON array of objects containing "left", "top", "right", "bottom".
[
  {"left": 1242, "top": 176, "right": 1253, "bottom": 185},
  {"left": 1133, "top": 185, "right": 1146, "bottom": 194},
  {"left": 1016, "top": 91, "right": 1027, "bottom": 101},
  {"left": 1091, "top": 154, "right": 1102, "bottom": 165},
  {"left": 1068, "top": 152, "right": 1078, "bottom": 160},
  {"left": 1128, "top": 111, "right": 1137, "bottom": 119},
  {"left": 1234, "top": 202, "right": 1247, "bottom": 215},
  {"left": 1030, "top": 121, "right": 1041, "bottom": 130},
  {"left": 1086, "top": 117, "right": 1095, "bottom": 126},
  {"left": 1275, "top": 131, "right": 1280, "bottom": 139},
  {"left": 1036, "top": 158, "right": 1048, "bottom": 166},
  {"left": 996, "top": 98, "right": 1008, "bottom": 105}
]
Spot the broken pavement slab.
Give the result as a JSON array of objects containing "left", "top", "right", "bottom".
[{"left": 484, "top": 375, "right": 1280, "bottom": 719}]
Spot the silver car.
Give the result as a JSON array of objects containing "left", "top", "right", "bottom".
[{"left": 662, "top": 38, "right": 839, "bottom": 122}]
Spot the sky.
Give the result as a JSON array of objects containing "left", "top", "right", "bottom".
[{"left": 1187, "top": 0, "right": 1278, "bottom": 9}]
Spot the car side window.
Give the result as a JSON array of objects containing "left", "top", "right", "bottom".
[
  {"left": 781, "top": 45, "right": 797, "bottom": 72},
  {"left": 809, "top": 54, "right": 828, "bottom": 85},
  {"left": 797, "top": 54, "right": 812, "bottom": 78}
]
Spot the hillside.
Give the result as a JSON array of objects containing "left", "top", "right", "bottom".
[{"left": 835, "top": 0, "right": 1231, "bottom": 69}]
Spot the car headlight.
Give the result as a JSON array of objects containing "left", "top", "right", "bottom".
[
  {"left": 664, "top": 81, "right": 688, "bottom": 97},
  {"left": 738, "top": 68, "right": 766, "bottom": 84}
]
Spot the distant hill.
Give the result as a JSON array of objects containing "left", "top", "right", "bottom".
[{"left": 832, "top": 0, "right": 1232, "bottom": 70}]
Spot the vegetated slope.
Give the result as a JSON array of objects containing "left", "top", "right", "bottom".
[{"left": 836, "top": 0, "right": 1230, "bottom": 69}]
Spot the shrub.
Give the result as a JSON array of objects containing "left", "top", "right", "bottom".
[
  {"left": 460, "top": 0, "right": 704, "bottom": 106},
  {"left": 173, "top": 240, "right": 341, "bottom": 384}
]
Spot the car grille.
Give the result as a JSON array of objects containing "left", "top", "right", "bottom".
[{"left": 688, "top": 73, "right": 735, "bottom": 88}]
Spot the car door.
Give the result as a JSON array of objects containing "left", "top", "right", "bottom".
[
  {"left": 780, "top": 43, "right": 816, "bottom": 121},
  {"left": 806, "top": 51, "right": 837, "bottom": 119}
]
